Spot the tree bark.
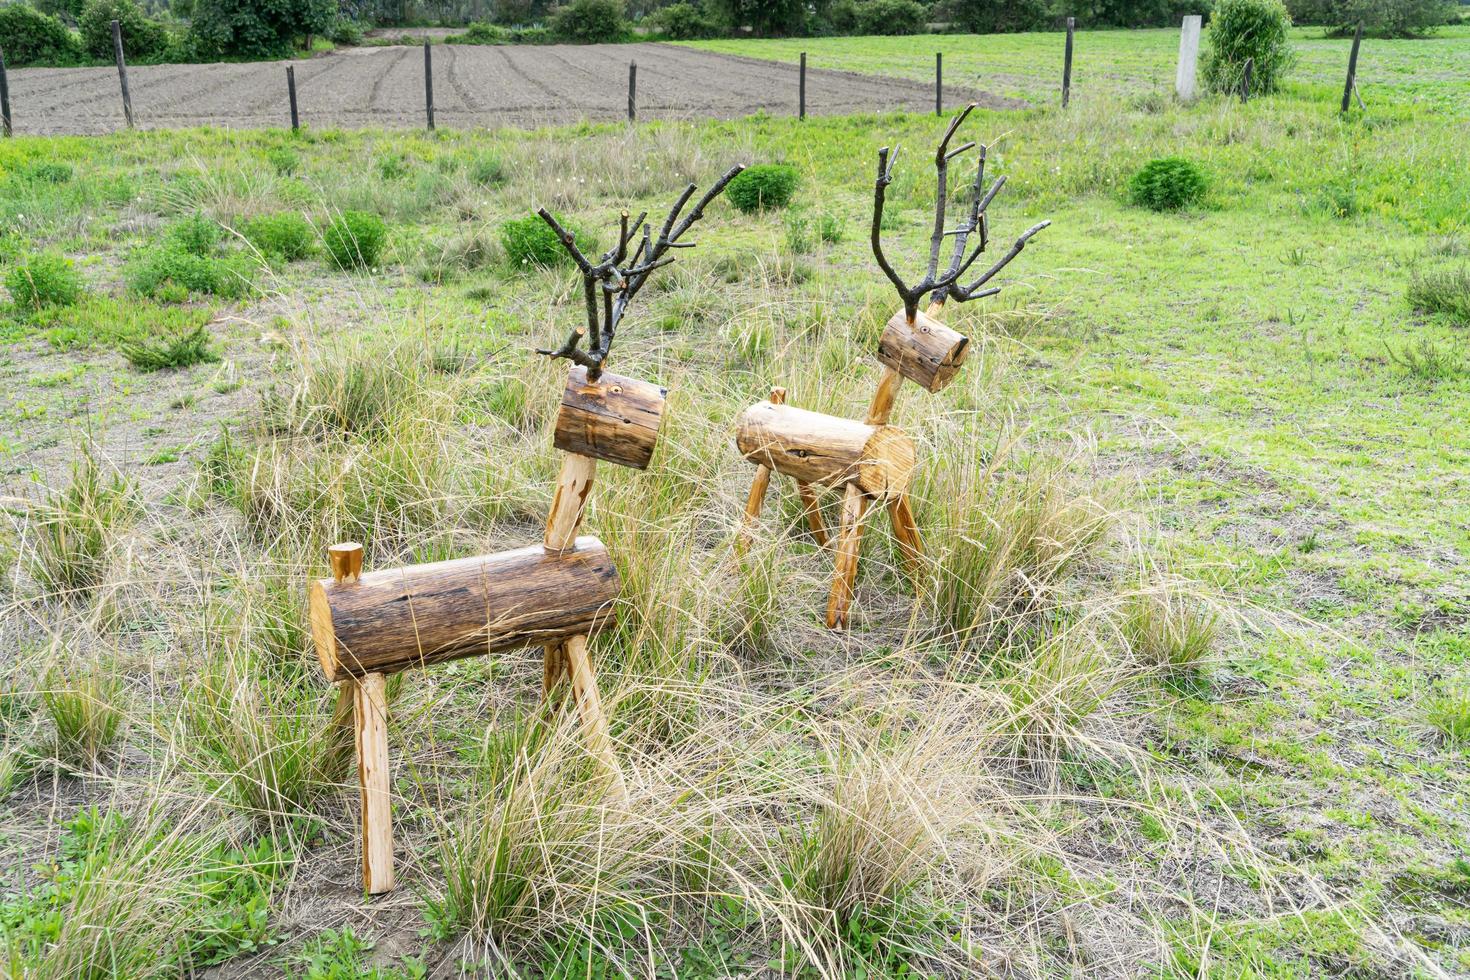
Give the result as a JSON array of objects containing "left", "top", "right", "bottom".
[
  {"left": 875, "top": 309, "right": 969, "bottom": 393},
  {"left": 553, "top": 366, "right": 667, "bottom": 470},
  {"left": 736, "top": 401, "right": 914, "bottom": 501}
]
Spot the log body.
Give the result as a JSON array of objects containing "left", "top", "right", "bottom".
[
  {"left": 310, "top": 536, "right": 619, "bottom": 682},
  {"left": 553, "top": 366, "right": 667, "bottom": 470},
  {"left": 736, "top": 402, "right": 914, "bottom": 500},
  {"left": 875, "top": 309, "right": 969, "bottom": 393}
]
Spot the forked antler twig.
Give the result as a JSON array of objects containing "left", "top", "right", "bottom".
[
  {"left": 536, "top": 165, "right": 744, "bottom": 380},
  {"left": 872, "top": 106, "right": 1050, "bottom": 320}
]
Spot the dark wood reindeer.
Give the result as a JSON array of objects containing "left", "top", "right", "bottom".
[
  {"left": 736, "top": 106, "right": 1049, "bottom": 628},
  {"left": 307, "top": 167, "right": 741, "bottom": 895}
]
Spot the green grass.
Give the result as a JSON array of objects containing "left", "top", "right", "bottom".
[{"left": 1, "top": 27, "right": 1468, "bottom": 978}]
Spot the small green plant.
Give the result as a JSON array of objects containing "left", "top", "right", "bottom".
[
  {"left": 1121, "top": 584, "right": 1219, "bottom": 675},
  {"left": 265, "top": 146, "right": 300, "bottom": 176},
  {"left": 20, "top": 162, "right": 74, "bottom": 184},
  {"left": 1406, "top": 266, "right": 1470, "bottom": 325},
  {"left": 1386, "top": 335, "right": 1467, "bottom": 382},
  {"left": 1201, "top": 0, "right": 1296, "bottom": 96},
  {"left": 241, "top": 212, "right": 315, "bottom": 262},
  {"left": 44, "top": 665, "right": 125, "bottom": 771},
  {"left": 323, "top": 211, "right": 388, "bottom": 270},
  {"left": 24, "top": 452, "right": 139, "bottom": 598},
  {"left": 726, "top": 164, "right": 799, "bottom": 214},
  {"left": 6, "top": 252, "right": 83, "bottom": 311},
  {"left": 128, "top": 246, "right": 253, "bottom": 300},
  {"left": 167, "top": 212, "right": 225, "bottom": 257},
  {"left": 121, "top": 323, "right": 219, "bottom": 371},
  {"left": 1128, "top": 158, "right": 1208, "bottom": 212},
  {"left": 499, "top": 213, "right": 588, "bottom": 269},
  {"left": 469, "top": 153, "right": 506, "bottom": 186},
  {"left": 1425, "top": 682, "right": 1470, "bottom": 747}
]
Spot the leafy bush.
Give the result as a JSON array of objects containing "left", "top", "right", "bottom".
[
  {"left": 127, "top": 246, "right": 253, "bottom": 299},
  {"left": 327, "top": 17, "right": 363, "bottom": 45},
  {"left": 950, "top": 0, "right": 1049, "bottom": 33},
  {"left": 726, "top": 164, "right": 799, "bottom": 213},
  {"left": 446, "top": 21, "right": 509, "bottom": 43},
  {"left": 1128, "top": 158, "right": 1207, "bottom": 211},
  {"left": 264, "top": 146, "right": 299, "bottom": 176},
  {"left": 190, "top": 0, "right": 336, "bottom": 58},
  {"left": 1202, "top": 0, "right": 1296, "bottom": 96},
  {"left": 166, "top": 212, "right": 224, "bottom": 257},
  {"left": 1326, "top": 0, "right": 1455, "bottom": 37},
  {"left": 80, "top": 0, "right": 170, "bottom": 62},
  {"left": 0, "top": 4, "right": 83, "bottom": 67},
  {"left": 550, "top": 0, "right": 630, "bottom": 42},
  {"left": 498, "top": 214, "right": 589, "bottom": 268},
  {"left": 644, "top": 2, "right": 721, "bottom": 38},
  {"left": 20, "top": 162, "right": 75, "bottom": 184},
  {"left": 705, "top": 0, "right": 808, "bottom": 36},
  {"left": 855, "top": 0, "right": 927, "bottom": 34},
  {"left": 323, "top": 210, "right": 388, "bottom": 270},
  {"left": 240, "top": 212, "right": 314, "bottom": 262},
  {"left": 509, "top": 25, "right": 553, "bottom": 41},
  {"left": 7, "top": 253, "right": 83, "bottom": 311},
  {"left": 1406, "top": 267, "right": 1470, "bottom": 326},
  {"left": 121, "top": 323, "right": 218, "bottom": 371}
]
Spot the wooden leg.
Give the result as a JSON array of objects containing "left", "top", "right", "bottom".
[
  {"left": 354, "top": 672, "right": 394, "bottom": 895},
  {"left": 561, "top": 634, "right": 627, "bottom": 801},
  {"left": 886, "top": 493, "right": 924, "bottom": 589},
  {"left": 542, "top": 642, "right": 567, "bottom": 700},
  {"left": 738, "top": 464, "right": 773, "bottom": 553},
  {"left": 795, "top": 481, "right": 830, "bottom": 548},
  {"left": 825, "top": 484, "right": 872, "bottom": 629},
  {"left": 545, "top": 453, "right": 597, "bottom": 553}
]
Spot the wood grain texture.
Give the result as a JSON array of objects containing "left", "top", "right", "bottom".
[
  {"left": 354, "top": 673, "right": 394, "bottom": 894},
  {"left": 562, "top": 634, "right": 626, "bottom": 799},
  {"left": 825, "top": 484, "right": 872, "bottom": 628},
  {"left": 553, "top": 365, "right": 667, "bottom": 470},
  {"left": 865, "top": 366, "right": 904, "bottom": 426},
  {"left": 875, "top": 309, "right": 969, "bottom": 393},
  {"left": 545, "top": 453, "right": 597, "bottom": 553},
  {"left": 795, "top": 481, "right": 830, "bottom": 547},
  {"left": 736, "top": 402, "right": 915, "bottom": 500},
  {"left": 329, "top": 542, "right": 363, "bottom": 583},
  {"left": 310, "top": 537, "right": 619, "bottom": 682},
  {"left": 887, "top": 494, "right": 924, "bottom": 584}
]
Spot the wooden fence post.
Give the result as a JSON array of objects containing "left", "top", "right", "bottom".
[
  {"left": 286, "top": 65, "right": 299, "bottom": 131},
  {"left": 111, "top": 20, "right": 133, "bottom": 129},
  {"left": 1062, "top": 17, "right": 1074, "bottom": 107},
  {"left": 628, "top": 61, "right": 637, "bottom": 122},
  {"left": 1176, "top": 14, "right": 1201, "bottom": 102},
  {"left": 1241, "top": 57, "right": 1253, "bottom": 103},
  {"left": 423, "top": 41, "right": 435, "bottom": 130},
  {"left": 935, "top": 51, "right": 942, "bottom": 116},
  {"left": 1341, "top": 22, "right": 1362, "bottom": 113},
  {"left": 0, "top": 48, "right": 11, "bottom": 138},
  {"left": 799, "top": 52, "right": 806, "bottom": 120}
]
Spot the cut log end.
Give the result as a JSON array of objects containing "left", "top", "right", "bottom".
[
  {"left": 875, "top": 309, "right": 969, "bottom": 393},
  {"left": 553, "top": 365, "right": 667, "bottom": 470}
]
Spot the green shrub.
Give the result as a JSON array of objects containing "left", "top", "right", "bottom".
[
  {"left": 80, "top": 0, "right": 170, "bottom": 62},
  {"left": 166, "top": 212, "right": 224, "bottom": 257},
  {"left": 705, "top": 0, "right": 806, "bottom": 35},
  {"left": 1201, "top": 0, "right": 1295, "bottom": 96},
  {"left": 121, "top": 323, "right": 218, "bottom": 371},
  {"left": 240, "top": 213, "right": 314, "bottom": 262},
  {"left": 446, "top": 21, "right": 509, "bottom": 43},
  {"left": 327, "top": 17, "right": 364, "bottom": 45},
  {"left": 1327, "top": 0, "right": 1455, "bottom": 38},
  {"left": 499, "top": 214, "right": 588, "bottom": 268},
  {"left": 509, "top": 25, "right": 553, "bottom": 41},
  {"left": 855, "top": 0, "right": 927, "bottom": 35},
  {"left": 950, "top": 0, "right": 1049, "bottom": 33},
  {"left": 550, "top": 0, "right": 629, "bottom": 42},
  {"left": 1128, "top": 158, "right": 1207, "bottom": 212},
  {"left": 7, "top": 253, "right": 83, "bottom": 311},
  {"left": 264, "top": 146, "right": 300, "bottom": 176},
  {"left": 469, "top": 154, "right": 506, "bottom": 186},
  {"left": 127, "top": 246, "right": 253, "bottom": 299},
  {"left": 1406, "top": 267, "right": 1470, "bottom": 326},
  {"left": 726, "top": 164, "right": 799, "bottom": 214},
  {"left": 644, "top": 2, "right": 721, "bottom": 38},
  {"left": 323, "top": 211, "right": 388, "bottom": 270},
  {"left": 0, "top": 4, "right": 82, "bottom": 67},
  {"left": 20, "top": 162, "right": 75, "bottom": 184},
  {"left": 190, "top": 0, "right": 335, "bottom": 58}
]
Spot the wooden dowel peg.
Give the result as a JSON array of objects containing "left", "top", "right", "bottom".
[
  {"left": 355, "top": 672, "right": 394, "bottom": 894},
  {"left": 329, "top": 542, "right": 364, "bottom": 583},
  {"left": 826, "top": 484, "right": 872, "bottom": 629},
  {"left": 545, "top": 454, "right": 598, "bottom": 553},
  {"left": 562, "top": 634, "right": 625, "bottom": 799},
  {"left": 286, "top": 64, "right": 299, "bottom": 131},
  {"left": 111, "top": 20, "right": 133, "bottom": 129}
]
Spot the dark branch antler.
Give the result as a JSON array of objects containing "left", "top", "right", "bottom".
[
  {"left": 536, "top": 165, "right": 744, "bottom": 380},
  {"left": 872, "top": 107, "right": 1050, "bottom": 320}
]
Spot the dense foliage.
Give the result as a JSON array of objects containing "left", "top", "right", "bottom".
[
  {"left": 190, "top": 0, "right": 337, "bottom": 58},
  {"left": 80, "top": 0, "right": 170, "bottom": 61},
  {"left": 1201, "top": 0, "right": 1295, "bottom": 95},
  {"left": 498, "top": 214, "right": 588, "bottom": 268},
  {"left": 1327, "top": 0, "right": 1456, "bottom": 37},
  {"left": 323, "top": 211, "right": 388, "bottom": 270},
  {"left": 6, "top": 253, "right": 83, "bottom": 310},
  {"left": 644, "top": 1, "right": 722, "bottom": 37},
  {"left": 726, "top": 164, "right": 800, "bottom": 213},
  {"left": 550, "top": 0, "right": 630, "bottom": 42},
  {"left": 0, "top": 4, "right": 83, "bottom": 67},
  {"left": 854, "top": 0, "right": 927, "bottom": 34},
  {"left": 705, "top": 0, "right": 807, "bottom": 35},
  {"left": 1128, "top": 157, "right": 1207, "bottom": 211}
]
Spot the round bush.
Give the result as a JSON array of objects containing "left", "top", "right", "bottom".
[
  {"left": 726, "top": 164, "right": 799, "bottom": 214},
  {"left": 6, "top": 253, "right": 83, "bottom": 311},
  {"left": 166, "top": 212, "right": 223, "bottom": 257},
  {"left": 80, "top": 0, "right": 169, "bottom": 62},
  {"left": 855, "top": 0, "right": 927, "bottom": 35},
  {"left": 499, "top": 214, "right": 589, "bottom": 268},
  {"left": 550, "top": 0, "right": 629, "bottom": 42},
  {"left": 644, "top": 2, "right": 720, "bottom": 38},
  {"left": 1201, "top": 0, "right": 1295, "bottom": 96},
  {"left": 0, "top": 5, "right": 82, "bottom": 67},
  {"left": 324, "top": 211, "right": 388, "bottom": 270},
  {"left": 1128, "top": 158, "right": 1208, "bottom": 212},
  {"left": 241, "top": 213, "right": 314, "bottom": 262}
]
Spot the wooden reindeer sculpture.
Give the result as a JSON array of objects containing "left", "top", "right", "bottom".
[
  {"left": 308, "top": 166, "right": 742, "bottom": 895},
  {"left": 736, "top": 105, "right": 1049, "bottom": 629}
]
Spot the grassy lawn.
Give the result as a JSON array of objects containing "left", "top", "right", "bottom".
[{"left": 1, "top": 27, "right": 1468, "bottom": 979}]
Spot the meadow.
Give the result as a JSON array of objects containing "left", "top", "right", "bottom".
[{"left": 0, "top": 24, "right": 1468, "bottom": 980}]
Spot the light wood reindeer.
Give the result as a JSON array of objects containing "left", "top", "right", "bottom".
[
  {"left": 736, "top": 105, "right": 1049, "bottom": 628},
  {"left": 307, "top": 167, "right": 741, "bottom": 895}
]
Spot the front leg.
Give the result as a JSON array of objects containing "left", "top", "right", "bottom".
[{"left": 826, "top": 483, "right": 872, "bottom": 629}]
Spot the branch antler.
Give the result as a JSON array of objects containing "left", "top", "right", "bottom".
[
  {"left": 536, "top": 165, "right": 745, "bottom": 380},
  {"left": 871, "top": 107, "right": 1050, "bottom": 320}
]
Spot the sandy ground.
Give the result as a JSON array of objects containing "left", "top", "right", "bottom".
[{"left": 4, "top": 43, "right": 1023, "bottom": 136}]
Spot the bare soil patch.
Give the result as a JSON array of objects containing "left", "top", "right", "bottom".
[{"left": 5, "top": 43, "right": 1022, "bottom": 136}]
